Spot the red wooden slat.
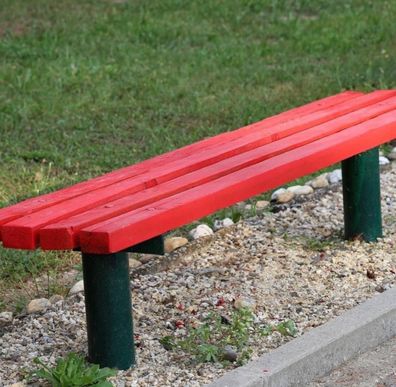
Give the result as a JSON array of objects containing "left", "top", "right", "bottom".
[
  {"left": 77, "top": 110, "right": 396, "bottom": 254},
  {"left": 0, "top": 91, "right": 362, "bottom": 230},
  {"left": 1, "top": 91, "right": 394, "bottom": 249},
  {"left": 39, "top": 95, "right": 396, "bottom": 250},
  {"left": 1, "top": 91, "right": 392, "bottom": 249}
]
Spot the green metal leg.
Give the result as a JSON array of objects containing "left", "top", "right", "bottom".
[
  {"left": 341, "top": 147, "right": 382, "bottom": 242},
  {"left": 82, "top": 252, "right": 135, "bottom": 370}
]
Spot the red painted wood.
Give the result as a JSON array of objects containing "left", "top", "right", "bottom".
[
  {"left": 0, "top": 91, "right": 362, "bottom": 231},
  {"left": 78, "top": 110, "right": 396, "bottom": 254},
  {"left": 1, "top": 91, "right": 393, "bottom": 249},
  {"left": 39, "top": 95, "right": 396, "bottom": 250},
  {"left": 2, "top": 90, "right": 396, "bottom": 252}
]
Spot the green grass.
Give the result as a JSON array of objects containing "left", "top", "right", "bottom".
[{"left": 1, "top": 0, "right": 396, "bottom": 307}]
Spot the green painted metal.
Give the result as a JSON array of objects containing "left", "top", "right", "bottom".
[
  {"left": 126, "top": 234, "right": 165, "bottom": 255},
  {"left": 341, "top": 147, "right": 382, "bottom": 242},
  {"left": 82, "top": 251, "right": 135, "bottom": 369}
]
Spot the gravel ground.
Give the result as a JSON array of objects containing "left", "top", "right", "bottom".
[{"left": 1, "top": 166, "right": 396, "bottom": 386}]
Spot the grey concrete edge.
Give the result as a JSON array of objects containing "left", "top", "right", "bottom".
[{"left": 207, "top": 286, "right": 396, "bottom": 387}]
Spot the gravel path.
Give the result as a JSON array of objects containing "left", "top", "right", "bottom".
[{"left": 1, "top": 166, "right": 396, "bottom": 386}]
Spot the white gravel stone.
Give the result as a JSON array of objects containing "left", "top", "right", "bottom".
[
  {"left": 308, "top": 173, "right": 329, "bottom": 189},
  {"left": 387, "top": 148, "right": 396, "bottom": 160},
  {"left": 69, "top": 280, "right": 84, "bottom": 295},
  {"left": 287, "top": 185, "right": 314, "bottom": 196},
  {"left": 271, "top": 188, "right": 286, "bottom": 201},
  {"left": 222, "top": 218, "right": 235, "bottom": 227},
  {"left": 0, "top": 311, "right": 13, "bottom": 324},
  {"left": 379, "top": 156, "right": 390, "bottom": 165},
  {"left": 214, "top": 218, "right": 234, "bottom": 230},
  {"left": 189, "top": 224, "right": 214, "bottom": 239},
  {"left": 328, "top": 169, "right": 342, "bottom": 184},
  {"left": 271, "top": 187, "right": 295, "bottom": 203},
  {"left": 26, "top": 298, "right": 51, "bottom": 314}
]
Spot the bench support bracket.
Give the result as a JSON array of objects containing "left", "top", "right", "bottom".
[
  {"left": 82, "top": 251, "right": 135, "bottom": 370},
  {"left": 341, "top": 147, "right": 382, "bottom": 242}
]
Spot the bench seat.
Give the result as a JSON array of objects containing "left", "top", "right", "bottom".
[
  {"left": 1, "top": 90, "right": 396, "bottom": 254},
  {"left": 1, "top": 90, "right": 396, "bottom": 371}
]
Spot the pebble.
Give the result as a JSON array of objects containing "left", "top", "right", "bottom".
[
  {"left": 308, "top": 173, "right": 329, "bottom": 188},
  {"left": 375, "top": 284, "right": 387, "bottom": 293},
  {"left": 164, "top": 237, "right": 188, "bottom": 253},
  {"left": 129, "top": 258, "right": 142, "bottom": 269},
  {"left": 0, "top": 311, "right": 13, "bottom": 324},
  {"left": 275, "top": 190, "right": 295, "bottom": 203},
  {"left": 271, "top": 187, "right": 295, "bottom": 203},
  {"left": 222, "top": 218, "right": 235, "bottom": 227},
  {"left": 49, "top": 295, "right": 64, "bottom": 304},
  {"left": 27, "top": 298, "right": 51, "bottom": 314},
  {"left": 328, "top": 169, "right": 342, "bottom": 184},
  {"left": 271, "top": 188, "right": 286, "bottom": 201},
  {"left": 379, "top": 156, "right": 390, "bottom": 166},
  {"left": 287, "top": 185, "right": 314, "bottom": 196},
  {"left": 222, "top": 345, "right": 238, "bottom": 362},
  {"left": 189, "top": 224, "right": 214, "bottom": 239},
  {"left": 234, "top": 296, "right": 256, "bottom": 311},
  {"left": 255, "top": 200, "right": 270, "bottom": 209},
  {"left": 387, "top": 148, "right": 396, "bottom": 160},
  {"left": 69, "top": 280, "right": 84, "bottom": 295},
  {"left": 214, "top": 218, "right": 234, "bottom": 230}
]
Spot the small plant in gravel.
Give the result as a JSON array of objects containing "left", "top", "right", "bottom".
[
  {"left": 260, "top": 319, "right": 298, "bottom": 337},
  {"left": 160, "top": 308, "right": 297, "bottom": 366},
  {"left": 303, "top": 237, "right": 335, "bottom": 252},
  {"left": 31, "top": 353, "right": 116, "bottom": 387}
]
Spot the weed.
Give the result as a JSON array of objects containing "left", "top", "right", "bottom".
[
  {"left": 304, "top": 238, "right": 331, "bottom": 251},
  {"left": 31, "top": 353, "right": 116, "bottom": 387},
  {"left": 230, "top": 208, "right": 243, "bottom": 223},
  {"left": 161, "top": 308, "right": 297, "bottom": 366},
  {"left": 303, "top": 238, "right": 334, "bottom": 252},
  {"left": 260, "top": 320, "right": 298, "bottom": 337},
  {"left": 13, "top": 295, "right": 28, "bottom": 314},
  {"left": 177, "top": 308, "right": 254, "bottom": 365},
  {"left": 381, "top": 143, "right": 393, "bottom": 155}
]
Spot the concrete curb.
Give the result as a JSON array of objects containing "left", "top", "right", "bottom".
[{"left": 207, "top": 286, "right": 396, "bottom": 387}]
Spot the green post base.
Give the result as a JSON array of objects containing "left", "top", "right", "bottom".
[
  {"left": 341, "top": 147, "right": 382, "bottom": 242},
  {"left": 82, "top": 252, "right": 135, "bottom": 370}
]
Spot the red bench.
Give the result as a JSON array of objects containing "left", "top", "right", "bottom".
[{"left": 1, "top": 90, "right": 396, "bottom": 369}]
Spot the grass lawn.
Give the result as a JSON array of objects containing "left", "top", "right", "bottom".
[{"left": 1, "top": 0, "right": 396, "bottom": 309}]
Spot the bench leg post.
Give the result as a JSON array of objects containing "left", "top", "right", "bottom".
[
  {"left": 341, "top": 147, "right": 382, "bottom": 242},
  {"left": 82, "top": 251, "right": 135, "bottom": 370}
]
